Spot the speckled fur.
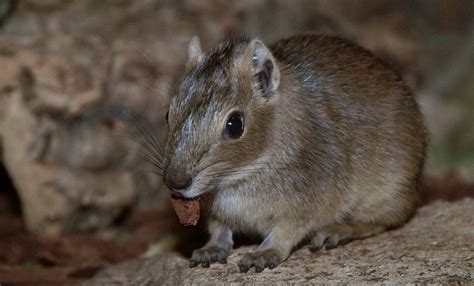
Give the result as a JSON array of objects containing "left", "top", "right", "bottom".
[{"left": 163, "top": 34, "right": 427, "bottom": 271}]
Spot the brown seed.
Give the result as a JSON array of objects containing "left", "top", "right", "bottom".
[{"left": 170, "top": 197, "right": 200, "bottom": 226}]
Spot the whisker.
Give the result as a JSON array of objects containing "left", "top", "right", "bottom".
[
  {"left": 118, "top": 129, "right": 165, "bottom": 169},
  {"left": 126, "top": 111, "right": 164, "bottom": 155},
  {"left": 109, "top": 106, "right": 168, "bottom": 176},
  {"left": 134, "top": 153, "right": 164, "bottom": 172},
  {"left": 202, "top": 165, "right": 299, "bottom": 182},
  {"left": 204, "top": 161, "right": 294, "bottom": 176},
  {"left": 126, "top": 166, "right": 163, "bottom": 177},
  {"left": 134, "top": 46, "right": 154, "bottom": 65},
  {"left": 109, "top": 107, "right": 166, "bottom": 167}
]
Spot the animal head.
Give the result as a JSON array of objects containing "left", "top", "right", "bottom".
[{"left": 163, "top": 36, "right": 281, "bottom": 198}]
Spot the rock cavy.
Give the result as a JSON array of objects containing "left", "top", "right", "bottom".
[{"left": 162, "top": 34, "right": 427, "bottom": 272}]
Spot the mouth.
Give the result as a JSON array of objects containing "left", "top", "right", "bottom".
[
  {"left": 171, "top": 193, "right": 201, "bottom": 201},
  {"left": 171, "top": 192, "right": 201, "bottom": 200},
  {"left": 168, "top": 172, "right": 217, "bottom": 199},
  {"left": 171, "top": 187, "right": 208, "bottom": 199},
  {"left": 171, "top": 189, "right": 186, "bottom": 198}
]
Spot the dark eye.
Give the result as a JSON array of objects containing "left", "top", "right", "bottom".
[
  {"left": 165, "top": 111, "right": 169, "bottom": 124},
  {"left": 225, "top": 112, "right": 244, "bottom": 139}
]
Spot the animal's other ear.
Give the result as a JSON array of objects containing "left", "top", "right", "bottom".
[
  {"left": 186, "top": 36, "right": 203, "bottom": 71},
  {"left": 247, "top": 39, "right": 280, "bottom": 94}
]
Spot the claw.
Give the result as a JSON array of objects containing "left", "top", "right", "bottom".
[
  {"left": 237, "top": 250, "right": 281, "bottom": 273},
  {"left": 338, "top": 236, "right": 353, "bottom": 246},
  {"left": 325, "top": 238, "right": 338, "bottom": 250},
  {"left": 239, "top": 264, "right": 250, "bottom": 273},
  {"left": 190, "top": 260, "right": 199, "bottom": 268},
  {"left": 309, "top": 235, "right": 328, "bottom": 253},
  {"left": 309, "top": 232, "right": 354, "bottom": 252},
  {"left": 189, "top": 246, "right": 230, "bottom": 268}
]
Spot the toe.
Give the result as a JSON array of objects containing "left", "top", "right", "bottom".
[
  {"left": 309, "top": 244, "right": 323, "bottom": 252},
  {"left": 238, "top": 250, "right": 282, "bottom": 273},
  {"left": 310, "top": 230, "right": 355, "bottom": 252},
  {"left": 238, "top": 253, "right": 255, "bottom": 273},
  {"left": 238, "top": 264, "right": 249, "bottom": 273},
  {"left": 190, "top": 250, "right": 202, "bottom": 267},
  {"left": 255, "top": 256, "right": 266, "bottom": 273},
  {"left": 324, "top": 235, "right": 340, "bottom": 250},
  {"left": 217, "top": 249, "right": 228, "bottom": 264},
  {"left": 201, "top": 251, "right": 211, "bottom": 268},
  {"left": 267, "top": 255, "right": 279, "bottom": 269},
  {"left": 338, "top": 236, "right": 353, "bottom": 246},
  {"left": 309, "top": 233, "right": 329, "bottom": 253},
  {"left": 189, "top": 247, "right": 230, "bottom": 268},
  {"left": 209, "top": 250, "right": 219, "bottom": 263},
  {"left": 325, "top": 234, "right": 354, "bottom": 250}
]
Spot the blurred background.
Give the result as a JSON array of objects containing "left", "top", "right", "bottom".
[{"left": 0, "top": 0, "right": 473, "bottom": 283}]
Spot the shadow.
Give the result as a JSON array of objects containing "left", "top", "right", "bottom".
[
  {"left": 420, "top": 174, "right": 474, "bottom": 205},
  {"left": 0, "top": 163, "right": 21, "bottom": 215}
]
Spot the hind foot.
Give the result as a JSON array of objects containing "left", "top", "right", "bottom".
[{"left": 309, "top": 223, "right": 386, "bottom": 252}]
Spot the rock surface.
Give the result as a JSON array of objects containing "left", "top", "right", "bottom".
[{"left": 89, "top": 199, "right": 474, "bottom": 284}]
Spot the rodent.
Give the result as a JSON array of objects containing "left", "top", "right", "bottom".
[{"left": 162, "top": 34, "right": 427, "bottom": 273}]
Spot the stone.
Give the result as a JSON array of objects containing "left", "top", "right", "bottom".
[
  {"left": 0, "top": 0, "right": 236, "bottom": 234},
  {"left": 89, "top": 199, "right": 474, "bottom": 284}
]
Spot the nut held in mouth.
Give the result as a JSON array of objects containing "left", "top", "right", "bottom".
[{"left": 170, "top": 196, "right": 200, "bottom": 226}]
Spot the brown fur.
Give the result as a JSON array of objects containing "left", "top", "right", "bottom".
[{"left": 163, "top": 34, "right": 427, "bottom": 272}]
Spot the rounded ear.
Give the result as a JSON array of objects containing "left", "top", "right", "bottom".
[
  {"left": 186, "top": 36, "right": 203, "bottom": 71},
  {"left": 248, "top": 39, "right": 280, "bottom": 94}
]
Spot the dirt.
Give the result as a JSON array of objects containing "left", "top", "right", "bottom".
[{"left": 90, "top": 199, "right": 474, "bottom": 284}]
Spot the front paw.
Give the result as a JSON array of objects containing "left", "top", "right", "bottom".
[
  {"left": 238, "top": 249, "right": 282, "bottom": 273},
  {"left": 190, "top": 246, "right": 230, "bottom": 268}
]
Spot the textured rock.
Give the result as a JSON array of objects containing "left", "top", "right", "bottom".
[
  {"left": 0, "top": 0, "right": 237, "bottom": 234},
  {"left": 89, "top": 199, "right": 474, "bottom": 284},
  {"left": 0, "top": 31, "right": 149, "bottom": 233},
  {"left": 1, "top": 88, "right": 138, "bottom": 234}
]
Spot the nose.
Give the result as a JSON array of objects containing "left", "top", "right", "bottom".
[
  {"left": 172, "top": 177, "right": 192, "bottom": 190},
  {"left": 164, "top": 176, "right": 192, "bottom": 191}
]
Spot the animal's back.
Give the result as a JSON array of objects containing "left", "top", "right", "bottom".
[{"left": 271, "top": 34, "right": 427, "bottom": 225}]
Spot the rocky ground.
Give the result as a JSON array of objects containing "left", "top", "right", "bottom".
[{"left": 90, "top": 199, "right": 474, "bottom": 284}]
